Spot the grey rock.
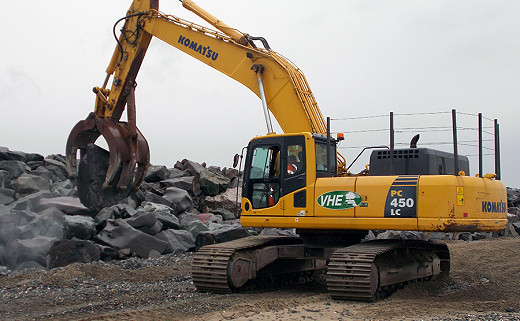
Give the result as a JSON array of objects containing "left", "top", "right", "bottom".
[
  {"left": 156, "top": 229, "right": 195, "bottom": 253},
  {"left": 46, "top": 239, "right": 100, "bottom": 268},
  {"left": 95, "top": 219, "right": 170, "bottom": 258},
  {"left": 136, "top": 202, "right": 180, "bottom": 229},
  {"left": 507, "top": 187, "right": 520, "bottom": 207},
  {"left": 8, "top": 236, "right": 59, "bottom": 268},
  {"left": 137, "top": 201, "right": 174, "bottom": 214},
  {"left": 9, "top": 190, "right": 53, "bottom": 211},
  {"left": 182, "top": 220, "right": 209, "bottom": 238},
  {"left": 15, "top": 261, "right": 45, "bottom": 271},
  {"left": 51, "top": 179, "right": 76, "bottom": 197},
  {"left": 16, "top": 212, "right": 64, "bottom": 240},
  {"left": 160, "top": 176, "right": 199, "bottom": 195},
  {"left": 0, "top": 210, "right": 34, "bottom": 244},
  {"left": 259, "top": 228, "right": 298, "bottom": 237},
  {"left": 145, "top": 165, "right": 170, "bottom": 182},
  {"left": 64, "top": 215, "right": 96, "bottom": 240},
  {"left": 125, "top": 212, "right": 163, "bottom": 235},
  {"left": 94, "top": 204, "right": 137, "bottom": 224},
  {"left": 31, "top": 166, "right": 56, "bottom": 182},
  {"left": 77, "top": 144, "right": 136, "bottom": 212},
  {"left": 195, "top": 226, "right": 252, "bottom": 249},
  {"left": 194, "top": 213, "right": 224, "bottom": 225},
  {"left": 0, "top": 160, "right": 27, "bottom": 179},
  {"left": 39, "top": 206, "right": 65, "bottom": 221},
  {"left": 375, "top": 230, "right": 402, "bottom": 240},
  {"left": 511, "top": 222, "right": 520, "bottom": 235},
  {"left": 177, "top": 159, "right": 230, "bottom": 196},
  {"left": 199, "top": 169, "right": 231, "bottom": 196},
  {"left": 459, "top": 232, "right": 473, "bottom": 241},
  {"left": 162, "top": 187, "right": 193, "bottom": 215},
  {"left": 144, "top": 192, "right": 173, "bottom": 207},
  {"left": 0, "top": 188, "right": 16, "bottom": 205},
  {"left": 472, "top": 232, "right": 491, "bottom": 240},
  {"left": 204, "top": 187, "right": 241, "bottom": 214},
  {"left": 0, "top": 147, "right": 26, "bottom": 162},
  {"left": 98, "top": 245, "right": 119, "bottom": 261},
  {"left": 427, "top": 232, "right": 453, "bottom": 241},
  {"left": 44, "top": 158, "right": 69, "bottom": 180},
  {"left": 167, "top": 168, "right": 189, "bottom": 179},
  {"left": 0, "top": 170, "right": 10, "bottom": 189},
  {"left": 12, "top": 173, "right": 51, "bottom": 195},
  {"left": 37, "top": 196, "right": 93, "bottom": 216},
  {"left": 26, "top": 161, "right": 45, "bottom": 171}
]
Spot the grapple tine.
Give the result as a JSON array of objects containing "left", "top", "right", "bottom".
[{"left": 65, "top": 114, "right": 150, "bottom": 210}]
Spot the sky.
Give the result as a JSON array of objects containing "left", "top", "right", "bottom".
[{"left": 1, "top": 0, "right": 519, "bottom": 187}]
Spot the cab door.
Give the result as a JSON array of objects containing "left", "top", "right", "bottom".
[{"left": 281, "top": 135, "right": 308, "bottom": 216}]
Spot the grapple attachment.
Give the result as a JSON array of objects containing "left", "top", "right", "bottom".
[{"left": 65, "top": 113, "right": 149, "bottom": 210}]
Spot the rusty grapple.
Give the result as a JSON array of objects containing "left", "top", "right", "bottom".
[{"left": 65, "top": 109, "right": 149, "bottom": 211}]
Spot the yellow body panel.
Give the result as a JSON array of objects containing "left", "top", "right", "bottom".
[{"left": 241, "top": 174, "right": 507, "bottom": 232}]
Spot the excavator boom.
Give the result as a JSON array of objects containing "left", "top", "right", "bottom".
[{"left": 66, "top": 0, "right": 344, "bottom": 209}]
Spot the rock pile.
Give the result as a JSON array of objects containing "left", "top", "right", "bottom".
[
  {"left": 0, "top": 146, "right": 251, "bottom": 271},
  {"left": 1, "top": 145, "right": 519, "bottom": 272}
]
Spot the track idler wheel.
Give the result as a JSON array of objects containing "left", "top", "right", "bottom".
[{"left": 65, "top": 113, "right": 149, "bottom": 211}]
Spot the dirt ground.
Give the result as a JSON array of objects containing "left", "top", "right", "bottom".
[{"left": 1, "top": 237, "right": 519, "bottom": 321}]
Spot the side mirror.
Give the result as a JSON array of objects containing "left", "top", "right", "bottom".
[{"left": 233, "top": 154, "right": 240, "bottom": 168}]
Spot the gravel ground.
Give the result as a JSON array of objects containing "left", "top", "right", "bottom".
[{"left": 1, "top": 238, "right": 519, "bottom": 320}]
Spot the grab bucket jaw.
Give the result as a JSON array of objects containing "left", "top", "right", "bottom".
[{"left": 65, "top": 113, "right": 149, "bottom": 209}]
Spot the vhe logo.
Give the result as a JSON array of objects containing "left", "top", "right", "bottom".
[{"left": 317, "top": 191, "right": 362, "bottom": 210}]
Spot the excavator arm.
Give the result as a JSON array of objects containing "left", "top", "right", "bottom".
[{"left": 66, "top": 0, "right": 345, "bottom": 209}]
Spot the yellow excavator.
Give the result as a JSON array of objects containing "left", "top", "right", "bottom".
[{"left": 66, "top": 0, "right": 508, "bottom": 300}]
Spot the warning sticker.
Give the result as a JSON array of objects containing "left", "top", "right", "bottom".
[{"left": 457, "top": 186, "right": 464, "bottom": 206}]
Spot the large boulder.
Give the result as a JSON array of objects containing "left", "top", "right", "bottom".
[
  {"left": 7, "top": 236, "right": 59, "bottom": 269},
  {"left": 37, "top": 196, "right": 93, "bottom": 216},
  {"left": 0, "top": 170, "right": 10, "bottom": 188},
  {"left": 12, "top": 173, "right": 51, "bottom": 195},
  {"left": 195, "top": 226, "right": 252, "bottom": 249},
  {"left": 125, "top": 212, "right": 163, "bottom": 235},
  {"left": 136, "top": 202, "right": 180, "bottom": 229},
  {"left": 51, "top": 180, "right": 76, "bottom": 197},
  {"left": 64, "top": 215, "right": 96, "bottom": 240},
  {"left": 507, "top": 187, "right": 520, "bottom": 207},
  {"left": 144, "top": 165, "right": 170, "bottom": 183},
  {"left": 180, "top": 214, "right": 210, "bottom": 238},
  {"left": 8, "top": 190, "right": 53, "bottom": 211},
  {"left": 0, "top": 188, "right": 16, "bottom": 205},
  {"left": 95, "top": 219, "right": 170, "bottom": 258},
  {"left": 15, "top": 210, "right": 64, "bottom": 240},
  {"left": 0, "top": 160, "right": 27, "bottom": 179},
  {"left": 162, "top": 187, "right": 193, "bottom": 214},
  {"left": 44, "top": 158, "right": 69, "bottom": 181},
  {"left": 204, "top": 187, "right": 241, "bottom": 219},
  {"left": 94, "top": 204, "right": 137, "bottom": 224},
  {"left": 160, "top": 176, "right": 200, "bottom": 195},
  {"left": 199, "top": 170, "right": 231, "bottom": 196},
  {"left": 76, "top": 144, "right": 138, "bottom": 212},
  {"left": 176, "top": 159, "right": 231, "bottom": 196},
  {"left": 156, "top": 229, "right": 195, "bottom": 253},
  {"left": 46, "top": 239, "right": 100, "bottom": 268}
]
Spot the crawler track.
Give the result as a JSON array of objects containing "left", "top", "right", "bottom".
[
  {"left": 327, "top": 240, "right": 450, "bottom": 301},
  {"left": 191, "top": 236, "right": 302, "bottom": 293}
]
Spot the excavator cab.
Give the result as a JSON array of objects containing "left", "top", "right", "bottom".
[
  {"left": 243, "top": 135, "right": 306, "bottom": 210},
  {"left": 242, "top": 133, "right": 337, "bottom": 212}
]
